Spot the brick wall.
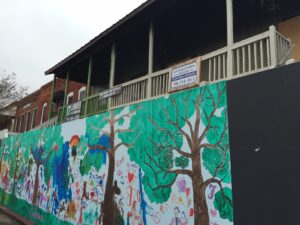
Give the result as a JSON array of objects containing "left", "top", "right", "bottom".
[
  {"left": 14, "top": 78, "right": 85, "bottom": 132},
  {"left": 278, "top": 16, "right": 300, "bottom": 61}
]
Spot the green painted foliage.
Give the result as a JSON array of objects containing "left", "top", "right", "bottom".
[
  {"left": 124, "top": 82, "right": 232, "bottom": 210},
  {"left": 214, "top": 187, "right": 234, "bottom": 222},
  {"left": 200, "top": 82, "right": 227, "bottom": 144},
  {"left": 8, "top": 134, "right": 25, "bottom": 179},
  {"left": 175, "top": 156, "right": 189, "bottom": 169},
  {"left": 42, "top": 125, "right": 64, "bottom": 183}
]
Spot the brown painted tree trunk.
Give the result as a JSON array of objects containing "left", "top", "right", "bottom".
[
  {"left": 102, "top": 154, "right": 115, "bottom": 225},
  {"left": 192, "top": 152, "right": 209, "bottom": 225},
  {"left": 32, "top": 163, "right": 40, "bottom": 205}
]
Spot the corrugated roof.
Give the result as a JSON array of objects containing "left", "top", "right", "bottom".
[{"left": 45, "top": 0, "right": 158, "bottom": 75}]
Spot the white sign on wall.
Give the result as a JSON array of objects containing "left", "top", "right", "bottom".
[
  {"left": 65, "top": 101, "right": 81, "bottom": 122},
  {"left": 99, "top": 86, "right": 122, "bottom": 99},
  {"left": 169, "top": 58, "right": 200, "bottom": 92}
]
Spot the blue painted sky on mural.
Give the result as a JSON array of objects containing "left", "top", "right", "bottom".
[{"left": 0, "top": 0, "right": 147, "bottom": 93}]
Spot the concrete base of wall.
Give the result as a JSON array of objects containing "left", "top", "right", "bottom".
[{"left": 0, "top": 205, "right": 35, "bottom": 225}]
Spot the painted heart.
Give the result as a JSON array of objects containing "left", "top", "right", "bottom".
[
  {"left": 186, "top": 187, "right": 191, "bottom": 196},
  {"left": 128, "top": 172, "right": 134, "bottom": 183},
  {"left": 189, "top": 208, "right": 194, "bottom": 217},
  {"left": 210, "top": 209, "right": 217, "bottom": 217}
]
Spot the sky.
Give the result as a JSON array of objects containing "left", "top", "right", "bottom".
[{"left": 0, "top": 0, "right": 147, "bottom": 93}]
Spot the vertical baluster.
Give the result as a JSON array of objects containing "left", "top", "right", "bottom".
[
  {"left": 152, "top": 77, "right": 155, "bottom": 97},
  {"left": 281, "top": 37, "right": 284, "bottom": 60},
  {"left": 155, "top": 76, "right": 158, "bottom": 96},
  {"left": 140, "top": 81, "right": 144, "bottom": 99},
  {"left": 254, "top": 42, "right": 258, "bottom": 70},
  {"left": 236, "top": 48, "right": 240, "bottom": 74},
  {"left": 260, "top": 40, "right": 264, "bottom": 68},
  {"left": 160, "top": 75, "right": 162, "bottom": 95},
  {"left": 277, "top": 37, "right": 281, "bottom": 61},
  {"left": 135, "top": 83, "right": 138, "bottom": 101},
  {"left": 137, "top": 81, "right": 140, "bottom": 100},
  {"left": 217, "top": 55, "right": 221, "bottom": 80},
  {"left": 266, "top": 38, "right": 270, "bottom": 66},
  {"left": 222, "top": 54, "right": 226, "bottom": 78},
  {"left": 162, "top": 75, "right": 164, "bottom": 95},
  {"left": 248, "top": 44, "right": 252, "bottom": 71},
  {"left": 242, "top": 47, "right": 246, "bottom": 73},
  {"left": 208, "top": 59, "right": 212, "bottom": 82},
  {"left": 130, "top": 84, "right": 133, "bottom": 103},
  {"left": 122, "top": 86, "right": 125, "bottom": 105},
  {"left": 213, "top": 57, "right": 217, "bottom": 81},
  {"left": 132, "top": 84, "right": 135, "bottom": 102}
]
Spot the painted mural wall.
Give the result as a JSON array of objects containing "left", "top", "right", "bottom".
[{"left": 0, "top": 82, "right": 233, "bottom": 225}]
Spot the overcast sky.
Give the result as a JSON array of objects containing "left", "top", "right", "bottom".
[{"left": 0, "top": 0, "right": 147, "bottom": 92}]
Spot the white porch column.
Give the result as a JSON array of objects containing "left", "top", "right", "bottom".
[
  {"left": 108, "top": 43, "right": 116, "bottom": 109},
  {"left": 226, "top": 0, "right": 234, "bottom": 78},
  {"left": 147, "top": 21, "right": 154, "bottom": 98}
]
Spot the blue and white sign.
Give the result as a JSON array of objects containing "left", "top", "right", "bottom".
[{"left": 170, "top": 62, "right": 198, "bottom": 90}]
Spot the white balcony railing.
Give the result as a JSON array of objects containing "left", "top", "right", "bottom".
[
  {"left": 34, "top": 115, "right": 57, "bottom": 130},
  {"left": 201, "top": 25, "right": 293, "bottom": 82},
  {"left": 57, "top": 25, "right": 293, "bottom": 123}
]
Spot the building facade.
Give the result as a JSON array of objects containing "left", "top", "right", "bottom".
[{"left": 1, "top": 78, "right": 86, "bottom": 134}]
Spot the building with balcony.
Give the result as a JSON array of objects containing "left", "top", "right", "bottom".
[
  {"left": 44, "top": 0, "right": 299, "bottom": 123},
  {"left": 0, "top": 78, "right": 85, "bottom": 137}
]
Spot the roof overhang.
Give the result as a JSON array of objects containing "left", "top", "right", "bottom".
[{"left": 45, "top": 0, "right": 161, "bottom": 76}]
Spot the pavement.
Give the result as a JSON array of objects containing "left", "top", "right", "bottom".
[{"left": 0, "top": 209, "right": 23, "bottom": 225}]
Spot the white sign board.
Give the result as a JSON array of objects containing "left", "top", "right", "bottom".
[
  {"left": 65, "top": 101, "right": 81, "bottom": 122},
  {"left": 169, "top": 58, "right": 200, "bottom": 92},
  {"left": 99, "top": 86, "right": 122, "bottom": 99}
]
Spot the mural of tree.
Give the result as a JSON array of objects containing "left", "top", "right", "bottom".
[
  {"left": 0, "top": 137, "right": 10, "bottom": 175},
  {"left": 126, "top": 82, "right": 233, "bottom": 225},
  {"left": 79, "top": 107, "right": 139, "bottom": 225},
  {"left": 23, "top": 125, "right": 64, "bottom": 205},
  {"left": 8, "top": 134, "right": 28, "bottom": 195}
]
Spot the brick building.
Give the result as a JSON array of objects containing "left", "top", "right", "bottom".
[{"left": 12, "top": 78, "right": 85, "bottom": 133}]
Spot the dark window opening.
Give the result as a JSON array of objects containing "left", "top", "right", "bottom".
[
  {"left": 26, "top": 112, "right": 31, "bottom": 131},
  {"left": 31, "top": 109, "right": 37, "bottom": 129},
  {"left": 90, "top": 45, "right": 111, "bottom": 94},
  {"left": 153, "top": 0, "right": 227, "bottom": 72},
  {"left": 114, "top": 24, "right": 149, "bottom": 85}
]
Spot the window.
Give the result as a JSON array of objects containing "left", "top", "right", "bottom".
[
  {"left": 19, "top": 114, "right": 24, "bottom": 132},
  {"left": 78, "top": 87, "right": 86, "bottom": 101},
  {"left": 31, "top": 108, "right": 37, "bottom": 129},
  {"left": 67, "top": 92, "right": 74, "bottom": 105},
  {"left": 41, "top": 103, "right": 47, "bottom": 124},
  {"left": 25, "top": 112, "right": 31, "bottom": 131},
  {"left": 14, "top": 118, "right": 18, "bottom": 132}
]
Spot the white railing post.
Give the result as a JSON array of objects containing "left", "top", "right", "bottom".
[
  {"left": 226, "top": 0, "right": 234, "bottom": 78},
  {"left": 147, "top": 21, "right": 154, "bottom": 98},
  {"left": 108, "top": 43, "right": 116, "bottom": 110},
  {"left": 269, "top": 25, "right": 278, "bottom": 68}
]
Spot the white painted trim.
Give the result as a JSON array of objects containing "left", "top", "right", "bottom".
[
  {"left": 67, "top": 92, "right": 74, "bottom": 104},
  {"left": 31, "top": 108, "right": 37, "bottom": 129},
  {"left": 78, "top": 87, "right": 86, "bottom": 101},
  {"left": 40, "top": 102, "right": 47, "bottom": 124}
]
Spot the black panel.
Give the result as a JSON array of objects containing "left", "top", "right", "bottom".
[{"left": 227, "top": 62, "right": 300, "bottom": 225}]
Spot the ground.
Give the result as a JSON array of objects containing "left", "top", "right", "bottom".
[{"left": 0, "top": 209, "right": 23, "bottom": 225}]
